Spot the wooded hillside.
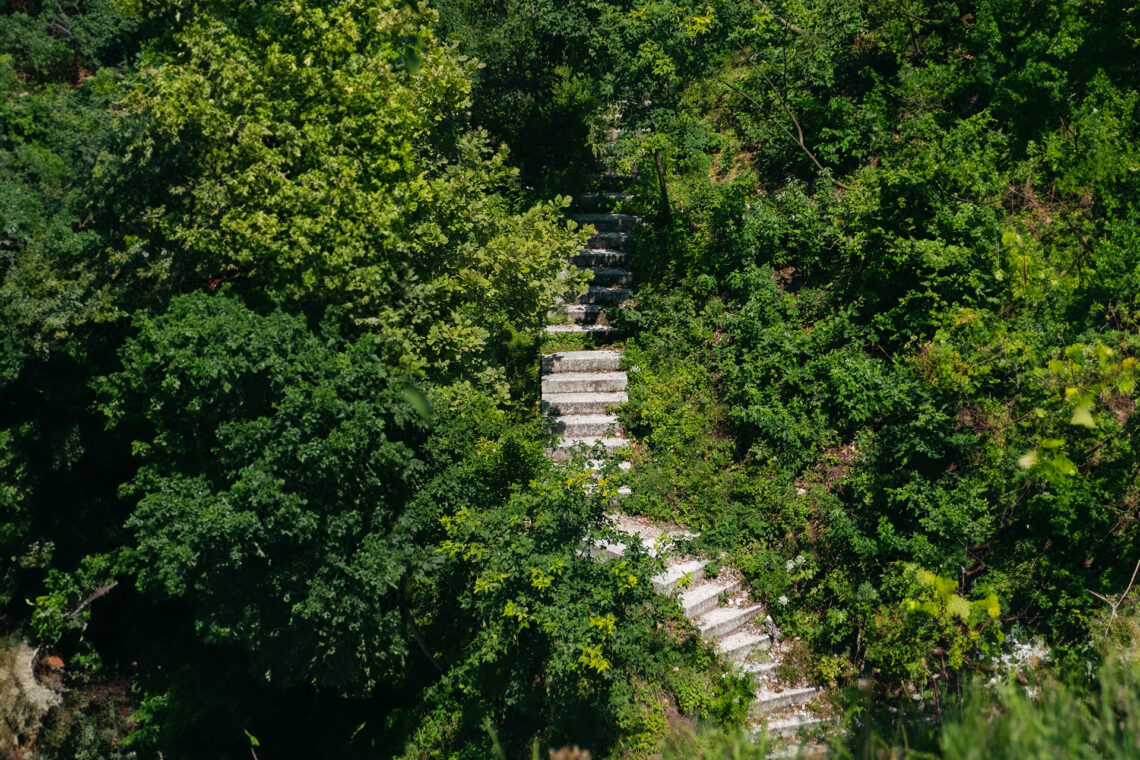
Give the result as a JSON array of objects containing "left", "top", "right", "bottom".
[{"left": 1, "top": 1, "right": 1138, "bottom": 758}]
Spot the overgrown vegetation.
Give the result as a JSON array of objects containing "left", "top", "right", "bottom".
[{"left": 2, "top": 0, "right": 1140, "bottom": 757}]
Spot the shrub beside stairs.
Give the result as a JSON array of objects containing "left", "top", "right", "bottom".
[{"left": 541, "top": 160, "right": 835, "bottom": 753}]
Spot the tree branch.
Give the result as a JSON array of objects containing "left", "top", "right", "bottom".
[
  {"left": 714, "top": 73, "right": 853, "bottom": 191},
  {"left": 753, "top": 0, "right": 806, "bottom": 35}
]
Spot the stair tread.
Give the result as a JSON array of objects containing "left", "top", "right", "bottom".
[
  {"left": 757, "top": 686, "right": 821, "bottom": 701},
  {"left": 544, "top": 324, "right": 620, "bottom": 334},
  {"left": 543, "top": 349, "right": 623, "bottom": 362},
  {"left": 556, "top": 436, "right": 626, "bottom": 447},
  {"left": 553, "top": 414, "right": 620, "bottom": 424},
  {"left": 543, "top": 371, "right": 626, "bottom": 382}
]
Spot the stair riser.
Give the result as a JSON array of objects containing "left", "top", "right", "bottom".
[
  {"left": 542, "top": 398, "right": 624, "bottom": 415},
  {"left": 685, "top": 594, "right": 723, "bottom": 620},
  {"left": 575, "top": 288, "right": 631, "bottom": 306},
  {"left": 700, "top": 607, "right": 763, "bottom": 640},
  {"left": 544, "top": 324, "right": 621, "bottom": 338},
  {"left": 587, "top": 173, "right": 636, "bottom": 189},
  {"left": 590, "top": 268, "right": 631, "bottom": 286},
  {"left": 553, "top": 305, "right": 609, "bottom": 325},
  {"left": 550, "top": 440, "right": 624, "bottom": 462},
  {"left": 652, "top": 563, "right": 707, "bottom": 595},
  {"left": 767, "top": 717, "right": 828, "bottom": 740},
  {"left": 588, "top": 232, "right": 630, "bottom": 250},
  {"left": 681, "top": 580, "right": 741, "bottom": 619},
  {"left": 574, "top": 215, "right": 640, "bottom": 233},
  {"left": 554, "top": 419, "right": 619, "bottom": 437},
  {"left": 573, "top": 251, "right": 627, "bottom": 268},
  {"left": 542, "top": 354, "right": 622, "bottom": 373},
  {"left": 719, "top": 635, "right": 772, "bottom": 662},
  {"left": 752, "top": 689, "right": 822, "bottom": 716},
  {"left": 542, "top": 377, "right": 628, "bottom": 394},
  {"left": 574, "top": 193, "right": 634, "bottom": 212}
]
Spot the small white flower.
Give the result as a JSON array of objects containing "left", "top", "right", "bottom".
[
  {"left": 785, "top": 560, "right": 795, "bottom": 572},
  {"left": 778, "top": 595, "right": 789, "bottom": 606},
  {"left": 795, "top": 555, "right": 806, "bottom": 567}
]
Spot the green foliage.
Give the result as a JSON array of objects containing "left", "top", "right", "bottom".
[
  {"left": 611, "top": 0, "right": 1140, "bottom": 704},
  {"left": 109, "top": 0, "right": 584, "bottom": 391},
  {"left": 94, "top": 292, "right": 429, "bottom": 693}
]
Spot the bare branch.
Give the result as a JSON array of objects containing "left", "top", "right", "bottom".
[{"left": 713, "top": 73, "right": 853, "bottom": 191}]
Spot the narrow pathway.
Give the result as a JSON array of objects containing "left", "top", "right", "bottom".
[{"left": 541, "top": 162, "right": 832, "bottom": 752}]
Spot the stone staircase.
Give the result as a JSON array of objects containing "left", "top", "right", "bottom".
[{"left": 541, "top": 162, "right": 832, "bottom": 752}]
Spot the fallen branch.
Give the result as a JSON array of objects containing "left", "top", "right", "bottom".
[{"left": 64, "top": 582, "right": 118, "bottom": 621}]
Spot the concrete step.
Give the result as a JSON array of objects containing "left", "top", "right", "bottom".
[
  {"left": 753, "top": 687, "right": 823, "bottom": 715},
  {"left": 589, "top": 267, "right": 631, "bottom": 286},
  {"left": 717, "top": 631, "right": 772, "bottom": 662},
  {"left": 551, "top": 415, "right": 619, "bottom": 437},
  {"left": 573, "top": 213, "right": 640, "bottom": 233},
  {"left": 764, "top": 714, "right": 830, "bottom": 740},
  {"left": 587, "top": 172, "right": 637, "bottom": 188},
  {"left": 576, "top": 286, "right": 631, "bottom": 305},
  {"left": 651, "top": 559, "right": 707, "bottom": 595},
  {"left": 588, "top": 530, "right": 691, "bottom": 560},
  {"left": 587, "top": 535, "right": 673, "bottom": 560},
  {"left": 588, "top": 231, "right": 631, "bottom": 250},
  {"left": 551, "top": 436, "right": 625, "bottom": 462},
  {"left": 698, "top": 605, "right": 764, "bottom": 640},
  {"left": 542, "top": 392, "right": 627, "bottom": 416},
  {"left": 573, "top": 249, "right": 627, "bottom": 268},
  {"left": 741, "top": 661, "right": 779, "bottom": 678},
  {"left": 541, "top": 371, "right": 627, "bottom": 394},
  {"left": 542, "top": 350, "right": 623, "bottom": 374},
  {"left": 544, "top": 324, "right": 621, "bottom": 336},
  {"left": 558, "top": 304, "right": 611, "bottom": 325},
  {"left": 576, "top": 191, "right": 635, "bottom": 208},
  {"left": 681, "top": 580, "right": 741, "bottom": 619}
]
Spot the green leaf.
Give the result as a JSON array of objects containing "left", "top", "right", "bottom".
[
  {"left": 403, "top": 387, "right": 433, "bottom": 424},
  {"left": 1050, "top": 455, "right": 1078, "bottom": 476},
  {"left": 1070, "top": 403, "right": 1096, "bottom": 428}
]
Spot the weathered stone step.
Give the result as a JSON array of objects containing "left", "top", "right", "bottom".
[
  {"left": 587, "top": 172, "right": 637, "bottom": 188},
  {"left": 551, "top": 436, "right": 625, "bottom": 462},
  {"left": 573, "top": 213, "right": 640, "bottom": 233},
  {"left": 542, "top": 392, "right": 627, "bottom": 416},
  {"left": 577, "top": 191, "right": 635, "bottom": 207},
  {"left": 573, "top": 249, "right": 627, "bottom": 268},
  {"left": 551, "top": 415, "right": 619, "bottom": 437},
  {"left": 717, "top": 631, "right": 773, "bottom": 662},
  {"left": 558, "top": 304, "right": 611, "bottom": 325},
  {"left": 541, "top": 371, "right": 627, "bottom": 394},
  {"left": 542, "top": 350, "right": 623, "bottom": 374},
  {"left": 585, "top": 459, "right": 632, "bottom": 473},
  {"left": 681, "top": 580, "right": 741, "bottom": 619},
  {"left": 588, "top": 231, "right": 631, "bottom": 250},
  {"left": 753, "top": 687, "right": 822, "bottom": 715},
  {"left": 741, "top": 661, "right": 779, "bottom": 678},
  {"left": 576, "top": 286, "right": 631, "bottom": 305},
  {"left": 764, "top": 714, "right": 830, "bottom": 740},
  {"left": 544, "top": 324, "right": 621, "bottom": 336},
  {"left": 589, "top": 267, "right": 631, "bottom": 286},
  {"left": 652, "top": 559, "right": 707, "bottom": 595},
  {"left": 698, "top": 605, "right": 764, "bottom": 640}
]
